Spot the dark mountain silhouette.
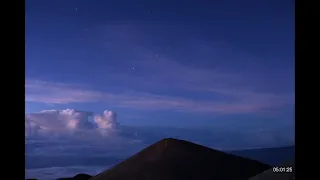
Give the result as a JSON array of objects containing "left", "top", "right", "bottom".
[
  {"left": 26, "top": 174, "right": 92, "bottom": 180},
  {"left": 57, "top": 173, "right": 92, "bottom": 180},
  {"left": 89, "top": 138, "right": 271, "bottom": 180},
  {"left": 229, "top": 146, "right": 295, "bottom": 165}
]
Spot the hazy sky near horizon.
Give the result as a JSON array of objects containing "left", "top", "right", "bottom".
[{"left": 26, "top": 0, "right": 294, "bottom": 128}]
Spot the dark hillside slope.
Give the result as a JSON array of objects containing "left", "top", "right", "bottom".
[
  {"left": 90, "top": 138, "right": 270, "bottom": 180},
  {"left": 229, "top": 146, "right": 294, "bottom": 165},
  {"left": 249, "top": 159, "right": 295, "bottom": 180},
  {"left": 27, "top": 173, "right": 92, "bottom": 180},
  {"left": 57, "top": 174, "right": 92, "bottom": 180}
]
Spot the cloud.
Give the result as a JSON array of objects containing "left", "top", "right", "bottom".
[
  {"left": 25, "top": 25, "right": 293, "bottom": 115},
  {"left": 93, "top": 110, "right": 120, "bottom": 136},
  {"left": 25, "top": 109, "right": 294, "bottom": 149},
  {"left": 94, "top": 110, "right": 119, "bottom": 129},
  {"left": 26, "top": 79, "right": 292, "bottom": 114},
  {"left": 25, "top": 109, "right": 119, "bottom": 138},
  {"left": 25, "top": 80, "right": 110, "bottom": 104},
  {"left": 24, "top": 28, "right": 294, "bottom": 115}
]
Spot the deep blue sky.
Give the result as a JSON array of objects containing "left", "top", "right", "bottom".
[{"left": 26, "top": 0, "right": 294, "bottom": 128}]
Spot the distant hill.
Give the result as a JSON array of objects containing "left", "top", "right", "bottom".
[
  {"left": 89, "top": 138, "right": 270, "bottom": 180},
  {"left": 57, "top": 173, "right": 92, "bottom": 180},
  {"left": 229, "top": 146, "right": 294, "bottom": 166}
]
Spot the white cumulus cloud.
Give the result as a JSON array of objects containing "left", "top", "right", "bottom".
[
  {"left": 93, "top": 110, "right": 120, "bottom": 136},
  {"left": 94, "top": 110, "right": 119, "bottom": 129},
  {"left": 25, "top": 109, "right": 119, "bottom": 138}
]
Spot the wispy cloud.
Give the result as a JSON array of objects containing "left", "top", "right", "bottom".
[
  {"left": 25, "top": 32, "right": 293, "bottom": 114},
  {"left": 26, "top": 78, "right": 292, "bottom": 114},
  {"left": 25, "top": 22, "right": 293, "bottom": 115},
  {"left": 25, "top": 80, "right": 112, "bottom": 104}
]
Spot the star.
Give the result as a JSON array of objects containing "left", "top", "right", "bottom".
[{"left": 132, "top": 67, "right": 135, "bottom": 70}]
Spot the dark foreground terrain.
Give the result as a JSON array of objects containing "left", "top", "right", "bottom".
[
  {"left": 27, "top": 138, "right": 294, "bottom": 180},
  {"left": 90, "top": 138, "right": 270, "bottom": 180},
  {"left": 57, "top": 174, "right": 92, "bottom": 180},
  {"left": 249, "top": 159, "right": 295, "bottom": 180}
]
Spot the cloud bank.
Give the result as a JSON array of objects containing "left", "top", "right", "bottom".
[
  {"left": 25, "top": 109, "right": 120, "bottom": 138},
  {"left": 25, "top": 109, "right": 294, "bottom": 150}
]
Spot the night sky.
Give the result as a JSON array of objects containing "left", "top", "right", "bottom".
[{"left": 26, "top": 0, "right": 294, "bottom": 137}]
